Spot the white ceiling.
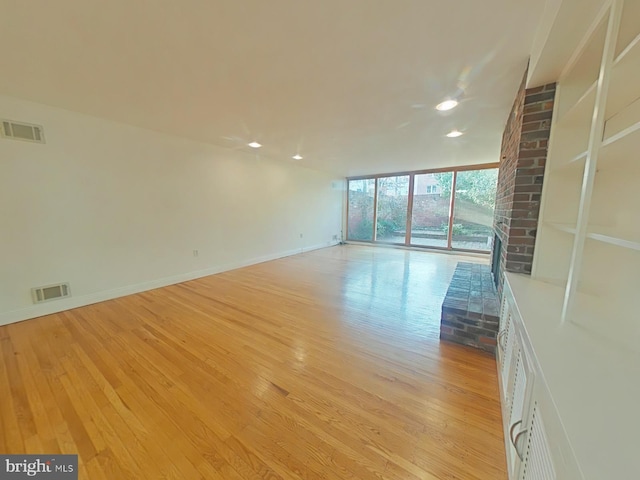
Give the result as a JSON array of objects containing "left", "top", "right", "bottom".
[{"left": 0, "top": 0, "right": 546, "bottom": 176}]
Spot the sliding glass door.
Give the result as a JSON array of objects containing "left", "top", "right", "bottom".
[
  {"left": 410, "top": 172, "right": 453, "bottom": 248},
  {"left": 347, "top": 179, "right": 375, "bottom": 241},
  {"left": 347, "top": 165, "right": 499, "bottom": 253},
  {"left": 451, "top": 169, "right": 498, "bottom": 252},
  {"left": 376, "top": 175, "right": 409, "bottom": 244}
]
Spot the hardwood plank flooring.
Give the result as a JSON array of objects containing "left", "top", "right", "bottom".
[{"left": 0, "top": 245, "right": 506, "bottom": 479}]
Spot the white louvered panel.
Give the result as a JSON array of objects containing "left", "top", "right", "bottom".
[
  {"left": 500, "top": 296, "right": 509, "bottom": 322},
  {"left": 501, "top": 326, "right": 515, "bottom": 406},
  {"left": 508, "top": 349, "right": 527, "bottom": 424},
  {"left": 504, "top": 349, "right": 529, "bottom": 472},
  {"left": 521, "top": 403, "right": 556, "bottom": 480},
  {"left": 501, "top": 312, "right": 516, "bottom": 382}
]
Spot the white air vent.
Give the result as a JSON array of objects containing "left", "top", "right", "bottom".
[
  {"left": 521, "top": 402, "right": 556, "bottom": 479},
  {"left": 1, "top": 119, "right": 45, "bottom": 143},
  {"left": 31, "top": 283, "right": 71, "bottom": 304}
]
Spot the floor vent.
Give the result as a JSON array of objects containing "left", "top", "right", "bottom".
[
  {"left": 1, "top": 119, "right": 45, "bottom": 143},
  {"left": 31, "top": 283, "right": 71, "bottom": 304}
]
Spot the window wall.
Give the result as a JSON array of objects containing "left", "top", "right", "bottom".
[{"left": 346, "top": 164, "right": 499, "bottom": 253}]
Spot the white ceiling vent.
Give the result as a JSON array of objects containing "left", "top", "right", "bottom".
[
  {"left": 1, "top": 119, "right": 45, "bottom": 143},
  {"left": 31, "top": 283, "right": 70, "bottom": 304}
]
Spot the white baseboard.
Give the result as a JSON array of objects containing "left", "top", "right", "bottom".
[{"left": 0, "top": 242, "right": 338, "bottom": 327}]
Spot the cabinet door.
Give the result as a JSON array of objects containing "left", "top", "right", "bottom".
[
  {"left": 499, "top": 310, "right": 517, "bottom": 398},
  {"left": 519, "top": 400, "right": 556, "bottom": 479},
  {"left": 498, "top": 293, "right": 517, "bottom": 406},
  {"left": 505, "top": 328, "right": 536, "bottom": 478},
  {"left": 497, "top": 294, "right": 509, "bottom": 365},
  {"left": 519, "top": 383, "right": 584, "bottom": 480}
]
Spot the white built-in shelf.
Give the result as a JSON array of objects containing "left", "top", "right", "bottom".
[
  {"left": 544, "top": 222, "right": 640, "bottom": 251},
  {"left": 506, "top": 273, "right": 640, "bottom": 480},
  {"left": 603, "top": 95, "right": 640, "bottom": 138},
  {"left": 553, "top": 150, "right": 587, "bottom": 172},
  {"left": 555, "top": 33, "right": 640, "bottom": 134},
  {"left": 615, "top": 0, "right": 640, "bottom": 58},
  {"left": 546, "top": 222, "right": 577, "bottom": 235},
  {"left": 547, "top": 222, "right": 640, "bottom": 250},
  {"left": 556, "top": 81, "right": 597, "bottom": 127},
  {"left": 599, "top": 119, "right": 640, "bottom": 166},
  {"left": 535, "top": 276, "right": 567, "bottom": 289},
  {"left": 570, "top": 149, "right": 588, "bottom": 165},
  {"left": 527, "top": 1, "right": 639, "bottom": 477},
  {"left": 614, "top": 30, "right": 640, "bottom": 67},
  {"left": 586, "top": 227, "right": 640, "bottom": 251},
  {"left": 558, "top": 11, "right": 608, "bottom": 118},
  {"left": 607, "top": 32, "right": 640, "bottom": 117}
]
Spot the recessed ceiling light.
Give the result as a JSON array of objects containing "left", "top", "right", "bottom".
[
  {"left": 292, "top": 154, "right": 303, "bottom": 160},
  {"left": 436, "top": 99, "right": 459, "bottom": 111},
  {"left": 446, "top": 130, "right": 464, "bottom": 138},
  {"left": 248, "top": 141, "right": 262, "bottom": 148}
]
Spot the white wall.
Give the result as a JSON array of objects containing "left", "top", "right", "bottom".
[{"left": 0, "top": 95, "right": 344, "bottom": 325}]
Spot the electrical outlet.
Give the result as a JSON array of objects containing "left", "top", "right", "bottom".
[{"left": 193, "top": 250, "right": 199, "bottom": 257}]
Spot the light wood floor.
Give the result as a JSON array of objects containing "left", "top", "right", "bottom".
[{"left": 0, "top": 245, "right": 506, "bottom": 479}]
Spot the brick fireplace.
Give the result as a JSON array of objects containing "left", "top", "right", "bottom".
[
  {"left": 440, "top": 70, "right": 556, "bottom": 353},
  {"left": 492, "top": 71, "right": 556, "bottom": 298}
]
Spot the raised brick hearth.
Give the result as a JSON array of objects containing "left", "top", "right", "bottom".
[{"left": 440, "top": 263, "right": 499, "bottom": 354}]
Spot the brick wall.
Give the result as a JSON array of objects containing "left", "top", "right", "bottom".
[{"left": 492, "top": 69, "right": 556, "bottom": 297}]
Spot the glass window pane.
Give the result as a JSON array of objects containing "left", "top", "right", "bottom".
[
  {"left": 347, "top": 179, "right": 375, "bottom": 241},
  {"left": 451, "top": 168, "right": 498, "bottom": 251},
  {"left": 376, "top": 176, "right": 409, "bottom": 244},
  {"left": 410, "top": 172, "right": 453, "bottom": 248}
]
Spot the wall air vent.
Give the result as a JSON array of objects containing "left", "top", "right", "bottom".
[
  {"left": 1, "top": 119, "right": 45, "bottom": 143},
  {"left": 31, "top": 283, "right": 71, "bottom": 304}
]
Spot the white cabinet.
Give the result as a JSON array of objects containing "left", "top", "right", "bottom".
[
  {"left": 519, "top": 397, "right": 556, "bottom": 480},
  {"left": 498, "top": 294, "right": 535, "bottom": 478},
  {"left": 498, "top": 273, "right": 639, "bottom": 479},
  {"left": 519, "top": 380, "right": 582, "bottom": 480},
  {"left": 505, "top": 332, "right": 535, "bottom": 477},
  {"left": 497, "top": 279, "right": 583, "bottom": 480}
]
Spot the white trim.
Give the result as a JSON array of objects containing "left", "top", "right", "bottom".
[{"left": 0, "top": 242, "right": 338, "bottom": 327}]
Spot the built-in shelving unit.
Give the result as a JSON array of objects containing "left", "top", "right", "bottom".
[
  {"left": 499, "top": 0, "right": 640, "bottom": 478},
  {"left": 535, "top": 0, "right": 640, "bottom": 338}
]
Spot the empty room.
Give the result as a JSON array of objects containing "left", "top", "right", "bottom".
[{"left": 1, "top": 0, "right": 638, "bottom": 478}]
